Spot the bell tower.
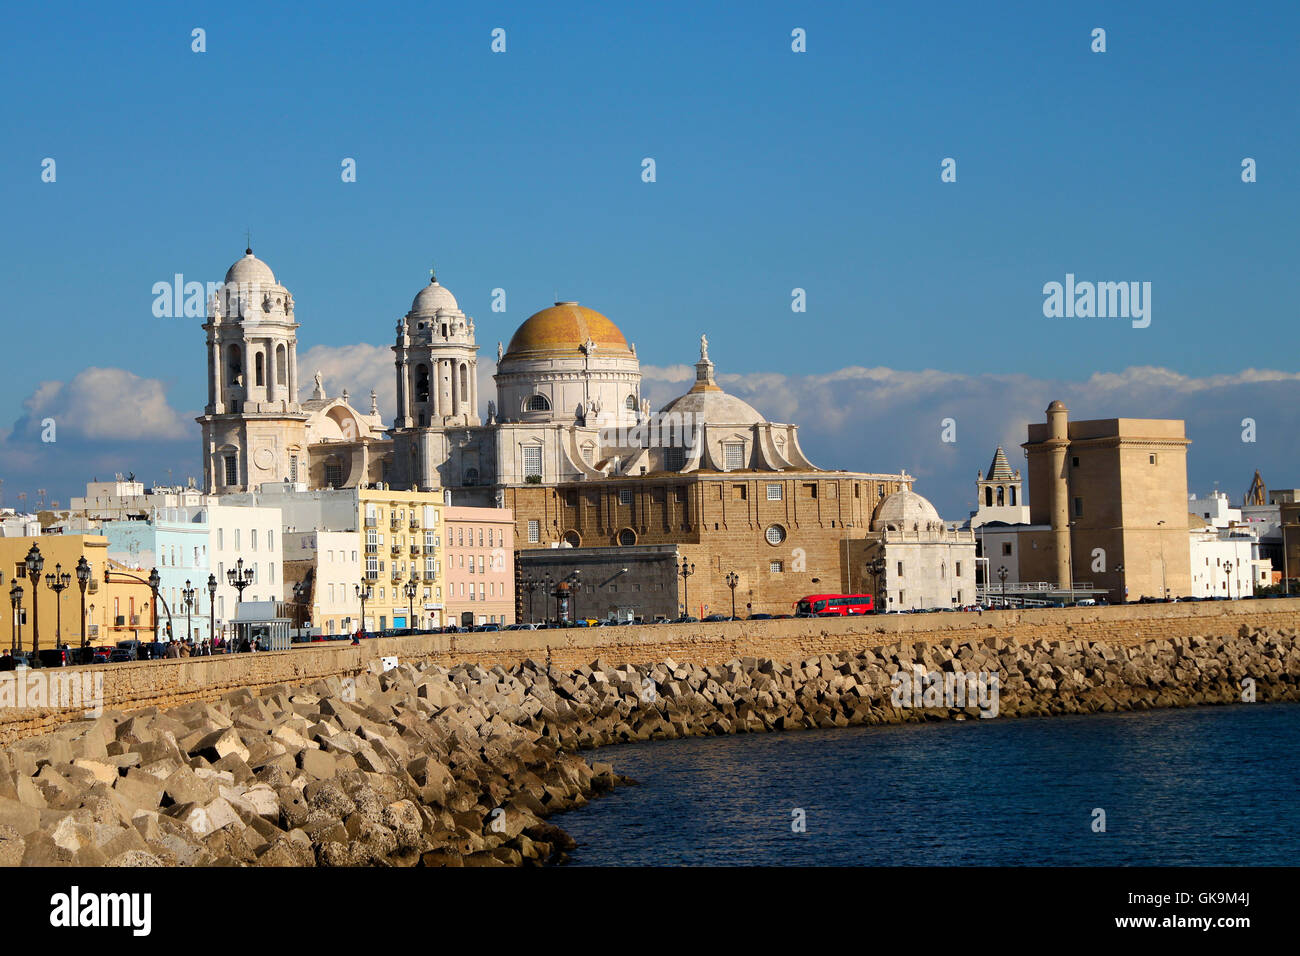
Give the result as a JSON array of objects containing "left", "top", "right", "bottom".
[{"left": 198, "top": 247, "right": 309, "bottom": 493}]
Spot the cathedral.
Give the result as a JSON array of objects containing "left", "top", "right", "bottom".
[{"left": 200, "top": 247, "right": 927, "bottom": 616}]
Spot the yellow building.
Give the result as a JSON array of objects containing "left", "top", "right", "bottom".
[
  {"left": 2, "top": 535, "right": 152, "bottom": 655},
  {"left": 356, "top": 487, "right": 446, "bottom": 631}
]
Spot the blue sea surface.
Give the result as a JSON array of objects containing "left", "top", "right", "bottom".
[{"left": 560, "top": 703, "right": 1300, "bottom": 866}]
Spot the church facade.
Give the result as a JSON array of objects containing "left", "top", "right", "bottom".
[{"left": 201, "top": 249, "right": 944, "bottom": 618}]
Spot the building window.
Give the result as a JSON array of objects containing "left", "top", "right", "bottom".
[
  {"left": 897, "top": 561, "right": 904, "bottom": 577},
  {"left": 803, "top": 483, "right": 817, "bottom": 498},
  {"left": 1149, "top": 454, "right": 1158, "bottom": 465},
  {"left": 724, "top": 443, "right": 744, "bottom": 470},
  {"left": 324, "top": 460, "right": 343, "bottom": 488},
  {"left": 665, "top": 447, "right": 684, "bottom": 471},
  {"left": 619, "top": 488, "right": 633, "bottom": 505},
  {"left": 1072, "top": 456, "right": 1080, "bottom": 468},
  {"left": 765, "top": 524, "right": 786, "bottom": 546},
  {"left": 224, "top": 455, "right": 238, "bottom": 486},
  {"left": 289, "top": 455, "right": 298, "bottom": 483},
  {"left": 770, "top": 560, "right": 783, "bottom": 573},
  {"left": 955, "top": 562, "right": 962, "bottom": 577},
  {"left": 522, "top": 445, "right": 542, "bottom": 479},
  {"left": 1073, "top": 497, "right": 1084, "bottom": 517},
  {"left": 766, "top": 483, "right": 783, "bottom": 501},
  {"left": 1002, "top": 542, "right": 1012, "bottom": 556},
  {"left": 527, "top": 520, "right": 540, "bottom": 544},
  {"left": 625, "top": 394, "right": 636, "bottom": 410},
  {"left": 525, "top": 394, "right": 550, "bottom": 412}
]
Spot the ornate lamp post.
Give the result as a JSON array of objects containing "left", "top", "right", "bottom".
[
  {"left": 565, "top": 570, "right": 582, "bottom": 623},
  {"left": 355, "top": 582, "right": 373, "bottom": 636},
  {"left": 521, "top": 576, "right": 541, "bottom": 623},
  {"left": 45, "top": 563, "right": 72, "bottom": 650},
  {"left": 997, "top": 565, "right": 1009, "bottom": 608},
  {"left": 543, "top": 573, "right": 553, "bottom": 623},
  {"left": 867, "top": 555, "right": 886, "bottom": 612},
  {"left": 291, "top": 580, "right": 308, "bottom": 640},
  {"left": 75, "top": 556, "right": 91, "bottom": 654},
  {"left": 679, "top": 558, "right": 695, "bottom": 619},
  {"left": 404, "top": 578, "right": 418, "bottom": 633},
  {"left": 9, "top": 580, "right": 22, "bottom": 655},
  {"left": 24, "top": 544, "right": 45, "bottom": 668},
  {"left": 147, "top": 567, "right": 163, "bottom": 643},
  {"left": 227, "top": 557, "right": 254, "bottom": 603},
  {"left": 725, "top": 571, "right": 739, "bottom": 619},
  {"left": 207, "top": 573, "right": 218, "bottom": 649},
  {"left": 1223, "top": 559, "right": 1235, "bottom": 601},
  {"left": 182, "top": 579, "right": 196, "bottom": 644}
]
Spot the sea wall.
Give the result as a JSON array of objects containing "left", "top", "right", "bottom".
[
  {"left": 0, "top": 624, "right": 1296, "bottom": 866},
  {"left": 2, "top": 598, "right": 1299, "bottom": 745}
]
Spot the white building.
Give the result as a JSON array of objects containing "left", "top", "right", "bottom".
[
  {"left": 206, "top": 499, "right": 285, "bottom": 634},
  {"left": 1188, "top": 491, "right": 1242, "bottom": 530},
  {"left": 1188, "top": 523, "right": 1259, "bottom": 598},
  {"left": 283, "top": 529, "right": 361, "bottom": 636},
  {"left": 869, "top": 490, "right": 977, "bottom": 611},
  {"left": 69, "top": 476, "right": 205, "bottom": 522},
  {"left": 0, "top": 509, "right": 41, "bottom": 537}
]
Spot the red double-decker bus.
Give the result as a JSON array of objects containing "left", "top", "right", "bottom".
[{"left": 794, "top": 593, "right": 874, "bottom": 616}]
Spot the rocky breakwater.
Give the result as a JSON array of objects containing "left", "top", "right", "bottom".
[
  {"left": 1, "top": 625, "right": 1296, "bottom": 866},
  {"left": 0, "top": 661, "right": 630, "bottom": 867}
]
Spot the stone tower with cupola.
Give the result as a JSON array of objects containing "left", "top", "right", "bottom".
[
  {"left": 390, "top": 271, "right": 484, "bottom": 492},
  {"left": 198, "top": 248, "right": 309, "bottom": 494}
]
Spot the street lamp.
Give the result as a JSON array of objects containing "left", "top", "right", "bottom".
[
  {"left": 1223, "top": 559, "right": 1235, "bottom": 601},
  {"left": 24, "top": 543, "right": 45, "bottom": 668},
  {"left": 8, "top": 580, "right": 22, "bottom": 655},
  {"left": 725, "top": 571, "right": 739, "bottom": 619},
  {"left": 679, "top": 559, "right": 695, "bottom": 619},
  {"left": 182, "top": 579, "right": 196, "bottom": 644},
  {"left": 404, "top": 578, "right": 418, "bottom": 633},
  {"left": 75, "top": 555, "right": 91, "bottom": 654},
  {"left": 521, "top": 576, "right": 542, "bottom": 623},
  {"left": 566, "top": 570, "right": 582, "bottom": 623},
  {"left": 543, "top": 573, "right": 553, "bottom": 623},
  {"left": 997, "top": 565, "right": 1009, "bottom": 608},
  {"left": 1114, "top": 564, "right": 1125, "bottom": 604},
  {"left": 207, "top": 573, "right": 218, "bottom": 649},
  {"left": 291, "top": 580, "right": 309, "bottom": 640},
  {"left": 867, "top": 555, "right": 886, "bottom": 611},
  {"left": 1156, "top": 519, "right": 1169, "bottom": 600},
  {"left": 147, "top": 567, "right": 163, "bottom": 642},
  {"left": 227, "top": 557, "right": 254, "bottom": 603},
  {"left": 355, "top": 582, "right": 373, "bottom": 636},
  {"left": 45, "top": 563, "right": 72, "bottom": 650}
]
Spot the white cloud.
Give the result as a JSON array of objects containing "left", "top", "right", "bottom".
[{"left": 15, "top": 367, "right": 191, "bottom": 441}]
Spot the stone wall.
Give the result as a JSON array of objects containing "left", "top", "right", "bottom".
[{"left": 3, "top": 599, "right": 1298, "bottom": 745}]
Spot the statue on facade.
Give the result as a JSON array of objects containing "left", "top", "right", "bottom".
[
  {"left": 312, "top": 370, "right": 325, "bottom": 400},
  {"left": 700, "top": 333, "right": 709, "bottom": 361}
]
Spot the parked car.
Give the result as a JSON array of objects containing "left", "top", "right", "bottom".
[
  {"left": 0, "top": 652, "right": 28, "bottom": 670},
  {"left": 746, "top": 613, "right": 773, "bottom": 620},
  {"left": 669, "top": 615, "right": 700, "bottom": 624},
  {"left": 475, "top": 623, "right": 502, "bottom": 632}
]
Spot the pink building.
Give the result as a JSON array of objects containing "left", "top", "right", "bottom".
[{"left": 443, "top": 507, "right": 515, "bottom": 627}]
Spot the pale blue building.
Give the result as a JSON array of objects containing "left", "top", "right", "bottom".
[{"left": 101, "top": 508, "right": 213, "bottom": 642}]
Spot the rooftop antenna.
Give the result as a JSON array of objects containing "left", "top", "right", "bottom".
[
  {"left": 429, "top": 261, "right": 437, "bottom": 283},
  {"left": 245, "top": 228, "right": 252, "bottom": 254}
]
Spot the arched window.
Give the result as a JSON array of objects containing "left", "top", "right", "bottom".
[
  {"left": 464, "top": 467, "right": 480, "bottom": 485},
  {"left": 985, "top": 486, "right": 993, "bottom": 507},
  {"left": 460, "top": 364, "right": 468, "bottom": 402},
  {"left": 1009, "top": 486, "right": 1017, "bottom": 506},
  {"left": 625, "top": 394, "right": 636, "bottom": 410},
  {"left": 255, "top": 351, "right": 265, "bottom": 387},
  {"left": 415, "top": 364, "right": 430, "bottom": 403},
  {"left": 275, "top": 344, "right": 286, "bottom": 385},
  {"left": 226, "top": 345, "right": 243, "bottom": 386},
  {"left": 525, "top": 394, "right": 550, "bottom": 412},
  {"left": 996, "top": 486, "right": 1005, "bottom": 507}
]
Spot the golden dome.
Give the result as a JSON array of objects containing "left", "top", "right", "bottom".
[{"left": 503, "top": 302, "right": 632, "bottom": 358}]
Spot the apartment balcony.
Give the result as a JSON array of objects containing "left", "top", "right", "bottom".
[
  {"left": 410, "top": 544, "right": 421, "bottom": 555},
  {"left": 390, "top": 544, "right": 402, "bottom": 556},
  {"left": 365, "top": 516, "right": 378, "bottom": 528},
  {"left": 365, "top": 543, "right": 378, "bottom": 554},
  {"left": 410, "top": 519, "right": 421, "bottom": 530},
  {"left": 389, "top": 519, "right": 401, "bottom": 531}
]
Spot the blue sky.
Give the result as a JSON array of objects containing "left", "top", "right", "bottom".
[{"left": 1, "top": 0, "right": 1297, "bottom": 516}]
